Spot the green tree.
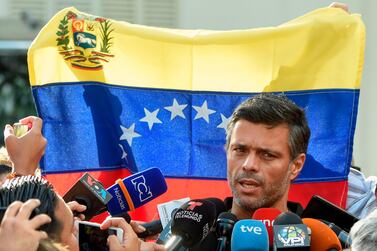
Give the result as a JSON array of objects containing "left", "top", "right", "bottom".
[{"left": 0, "top": 53, "right": 37, "bottom": 144}]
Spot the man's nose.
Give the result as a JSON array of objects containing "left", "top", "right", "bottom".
[{"left": 242, "top": 152, "right": 260, "bottom": 172}]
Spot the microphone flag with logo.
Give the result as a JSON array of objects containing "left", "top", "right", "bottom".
[
  {"left": 273, "top": 212, "right": 310, "bottom": 250},
  {"left": 63, "top": 172, "right": 112, "bottom": 219},
  {"left": 231, "top": 219, "right": 269, "bottom": 251},
  {"left": 106, "top": 167, "right": 167, "bottom": 215}
]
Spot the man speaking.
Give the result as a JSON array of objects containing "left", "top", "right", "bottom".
[
  {"left": 226, "top": 93, "right": 310, "bottom": 219},
  {"left": 189, "top": 93, "right": 311, "bottom": 250}
]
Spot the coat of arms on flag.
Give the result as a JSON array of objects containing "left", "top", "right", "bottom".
[{"left": 56, "top": 11, "right": 114, "bottom": 70}]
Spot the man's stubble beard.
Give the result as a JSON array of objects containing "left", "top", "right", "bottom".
[{"left": 230, "top": 164, "right": 292, "bottom": 212}]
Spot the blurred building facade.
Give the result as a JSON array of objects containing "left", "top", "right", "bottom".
[{"left": 0, "top": 0, "right": 376, "bottom": 177}]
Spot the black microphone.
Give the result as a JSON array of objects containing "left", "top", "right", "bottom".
[
  {"left": 320, "top": 220, "right": 351, "bottom": 248},
  {"left": 63, "top": 172, "right": 113, "bottom": 220},
  {"left": 157, "top": 197, "right": 226, "bottom": 246},
  {"left": 273, "top": 211, "right": 310, "bottom": 250},
  {"left": 157, "top": 208, "right": 184, "bottom": 245},
  {"left": 164, "top": 199, "right": 217, "bottom": 251},
  {"left": 206, "top": 197, "right": 227, "bottom": 217},
  {"left": 215, "top": 212, "right": 238, "bottom": 251}
]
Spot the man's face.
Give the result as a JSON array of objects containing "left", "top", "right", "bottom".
[
  {"left": 54, "top": 196, "right": 79, "bottom": 251},
  {"left": 227, "top": 120, "right": 304, "bottom": 216}
]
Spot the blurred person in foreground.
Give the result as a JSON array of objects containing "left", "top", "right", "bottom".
[
  {"left": 0, "top": 175, "right": 165, "bottom": 251},
  {"left": 349, "top": 208, "right": 377, "bottom": 251},
  {"left": 0, "top": 198, "right": 68, "bottom": 251},
  {"left": 0, "top": 176, "right": 79, "bottom": 250},
  {"left": 0, "top": 147, "right": 12, "bottom": 185},
  {"left": 2, "top": 116, "right": 160, "bottom": 246},
  {"left": 0, "top": 199, "right": 51, "bottom": 251},
  {"left": 347, "top": 166, "right": 377, "bottom": 219},
  {"left": 2, "top": 117, "right": 165, "bottom": 250}
]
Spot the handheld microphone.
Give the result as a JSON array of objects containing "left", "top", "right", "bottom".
[
  {"left": 302, "top": 218, "right": 342, "bottom": 251},
  {"left": 106, "top": 167, "right": 168, "bottom": 215},
  {"left": 63, "top": 172, "right": 113, "bottom": 220},
  {"left": 164, "top": 199, "right": 217, "bottom": 251},
  {"left": 320, "top": 220, "right": 351, "bottom": 249},
  {"left": 273, "top": 212, "right": 310, "bottom": 250},
  {"left": 231, "top": 219, "right": 269, "bottom": 251},
  {"left": 206, "top": 197, "right": 227, "bottom": 217},
  {"left": 157, "top": 208, "right": 188, "bottom": 245},
  {"left": 252, "top": 207, "right": 282, "bottom": 248},
  {"left": 216, "top": 212, "right": 238, "bottom": 251},
  {"left": 157, "top": 197, "right": 226, "bottom": 245}
]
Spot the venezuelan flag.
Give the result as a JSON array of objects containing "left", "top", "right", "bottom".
[{"left": 28, "top": 7, "right": 364, "bottom": 221}]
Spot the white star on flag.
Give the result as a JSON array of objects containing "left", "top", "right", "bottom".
[
  {"left": 119, "top": 123, "right": 141, "bottom": 146},
  {"left": 118, "top": 144, "right": 128, "bottom": 161},
  {"left": 164, "top": 98, "right": 187, "bottom": 120},
  {"left": 217, "top": 114, "right": 231, "bottom": 131},
  {"left": 192, "top": 100, "right": 216, "bottom": 123},
  {"left": 140, "top": 108, "right": 162, "bottom": 130}
]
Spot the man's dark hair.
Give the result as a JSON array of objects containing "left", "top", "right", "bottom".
[
  {"left": 226, "top": 93, "right": 311, "bottom": 159},
  {"left": 0, "top": 165, "right": 11, "bottom": 176},
  {"left": 0, "top": 146, "right": 12, "bottom": 175},
  {"left": 0, "top": 175, "right": 62, "bottom": 240}
]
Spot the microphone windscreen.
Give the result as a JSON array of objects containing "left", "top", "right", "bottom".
[
  {"left": 231, "top": 219, "right": 269, "bottom": 251},
  {"left": 273, "top": 224, "right": 310, "bottom": 250},
  {"left": 302, "top": 218, "right": 342, "bottom": 251},
  {"left": 63, "top": 172, "right": 112, "bottom": 220},
  {"left": 218, "top": 211, "right": 238, "bottom": 222},
  {"left": 252, "top": 207, "right": 282, "bottom": 247},
  {"left": 274, "top": 211, "right": 303, "bottom": 225},
  {"left": 204, "top": 197, "right": 226, "bottom": 217},
  {"left": 171, "top": 199, "right": 217, "bottom": 247},
  {"left": 106, "top": 167, "right": 167, "bottom": 215},
  {"left": 216, "top": 211, "right": 238, "bottom": 238},
  {"left": 273, "top": 212, "right": 310, "bottom": 250}
]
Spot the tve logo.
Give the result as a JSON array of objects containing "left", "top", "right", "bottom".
[
  {"left": 231, "top": 220, "right": 269, "bottom": 251},
  {"left": 131, "top": 175, "right": 153, "bottom": 202},
  {"left": 240, "top": 225, "right": 263, "bottom": 235}
]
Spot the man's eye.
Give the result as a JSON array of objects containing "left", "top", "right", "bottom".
[
  {"left": 233, "top": 147, "right": 245, "bottom": 153},
  {"left": 261, "top": 152, "right": 275, "bottom": 159}
]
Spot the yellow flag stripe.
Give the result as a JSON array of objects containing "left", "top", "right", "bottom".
[{"left": 28, "top": 7, "right": 364, "bottom": 92}]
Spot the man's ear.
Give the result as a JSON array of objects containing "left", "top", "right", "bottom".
[{"left": 290, "top": 153, "right": 306, "bottom": 181}]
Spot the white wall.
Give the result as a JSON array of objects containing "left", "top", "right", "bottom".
[{"left": 178, "top": 0, "right": 377, "bottom": 176}]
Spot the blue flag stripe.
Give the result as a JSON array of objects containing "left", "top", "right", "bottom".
[{"left": 32, "top": 82, "right": 358, "bottom": 182}]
